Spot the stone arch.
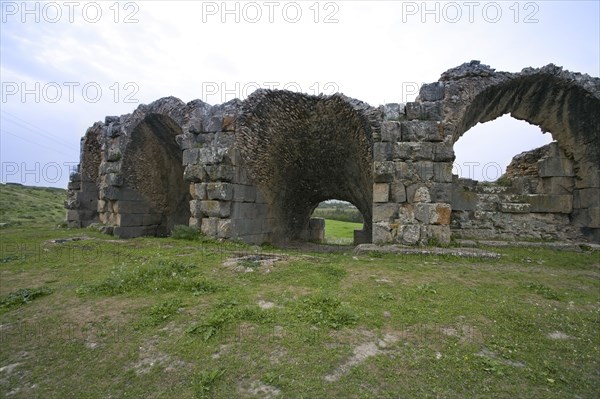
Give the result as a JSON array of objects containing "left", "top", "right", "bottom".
[
  {"left": 120, "top": 113, "right": 191, "bottom": 235},
  {"left": 437, "top": 62, "right": 600, "bottom": 240},
  {"left": 237, "top": 89, "right": 379, "bottom": 242},
  {"left": 441, "top": 63, "right": 600, "bottom": 187}
]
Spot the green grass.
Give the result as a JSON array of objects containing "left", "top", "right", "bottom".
[
  {"left": 1, "top": 184, "right": 599, "bottom": 398},
  {"left": 323, "top": 219, "right": 364, "bottom": 245},
  {"left": 0, "top": 183, "right": 66, "bottom": 227}
]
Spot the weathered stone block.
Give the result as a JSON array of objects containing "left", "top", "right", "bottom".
[
  {"left": 373, "top": 222, "right": 392, "bottom": 244},
  {"left": 205, "top": 165, "right": 234, "bottom": 182},
  {"left": 189, "top": 217, "right": 201, "bottom": 229},
  {"left": 528, "top": 195, "right": 573, "bottom": 213},
  {"left": 183, "top": 148, "right": 201, "bottom": 165},
  {"left": 395, "top": 162, "right": 418, "bottom": 183},
  {"left": 96, "top": 199, "right": 107, "bottom": 213},
  {"left": 380, "top": 121, "right": 402, "bottom": 142},
  {"left": 419, "top": 82, "right": 445, "bottom": 101},
  {"left": 500, "top": 203, "right": 531, "bottom": 213},
  {"left": 207, "top": 182, "right": 233, "bottom": 201},
  {"left": 397, "top": 225, "right": 421, "bottom": 245},
  {"left": 390, "top": 181, "right": 407, "bottom": 203},
  {"left": 405, "top": 102, "right": 443, "bottom": 121},
  {"left": 175, "top": 132, "right": 196, "bottom": 150},
  {"left": 380, "top": 103, "right": 405, "bottom": 122},
  {"left": 105, "top": 173, "right": 123, "bottom": 187},
  {"left": 217, "top": 219, "right": 232, "bottom": 238},
  {"left": 117, "top": 213, "right": 162, "bottom": 227},
  {"left": 589, "top": 207, "right": 600, "bottom": 228},
  {"left": 200, "top": 200, "right": 231, "bottom": 218},
  {"left": 184, "top": 164, "right": 205, "bottom": 182},
  {"left": 192, "top": 183, "right": 208, "bottom": 200},
  {"left": 430, "top": 183, "right": 453, "bottom": 203},
  {"left": 100, "top": 187, "right": 141, "bottom": 201},
  {"left": 222, "top": 115, "right": 236, "bottom": 132},
  {"left": 420, "top": 225, "right": 451, "bottom": 244},
  {"left": 99, "top": 161, "right": 121, "bottom": 174},
  {"left": 66, "top": 209, "right": 96, "bottom": 222},
  {"left": 407, "top": 184, "right": 431, "bottom": 203},
  {"left": 374, "top": 161, "right": 395, "bottom": 183},
  {"left": 114, "top": 200, "right": 152, "bottom": 214},
  {"left": 373, "top": 203, "right": 399, "bottom": 222},
  {"left": 373, "top": 183, "right": 390, "bottom": 203},
  {"left": 415, "top": 203, "right": 451, "bottom": 225},
  {"left": 401, "top": 121, "right": 443, "bottom": 142},
  {"left": 396, "top": 204, "right": 416, "bottom": 225},
  {"left": 573, "top": 188, "right": 600, "bottom": 209},
  {"left": 537, "top": 177, "right": 574, "bottom": 195},
  {"left": 201, "top": 218, "right": 218, "bottom": 236},
  {"left": 415, "top": 161, "right": 434, "bottom": 181},
  {"left": 374, "top": 142, "right": 393, "bottom": 162},
  {"left": 537, "top": 156, "right": 574, "bottom": 177},
  {"left": 309, "top": 218, "right": 325, "bottom": 243},
  {"left": 451, "top": 188, "right": 477, "bottom": 211},
  {"left": 190, "top": 199, "right": 201, "bottom": 216},
  {"left": 232, "top": 203, "right": 267, "bottom": 219},
  {"left": 394, "top": 142, "right": 434, "bottom": 161},
  {"left": 433, "top": 143, "right": 455, "bottom": 162},
  {"left": 106, "top": 147, "right": 121, "bottom": 162},
  {"left": 434, "top": 163, "right": 453, "bottom": 183}
]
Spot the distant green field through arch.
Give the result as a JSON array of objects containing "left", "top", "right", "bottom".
[{"left": 311, "top": 200, "right": 364, "bottom": 245}]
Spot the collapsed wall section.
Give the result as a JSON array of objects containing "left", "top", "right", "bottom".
[{"left": 451, "top": 142, "right": 582, "bottom": 240}]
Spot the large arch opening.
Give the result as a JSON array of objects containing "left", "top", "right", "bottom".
[
  {"left": 449, "top": 73, "right": 600, "bottom": 240},
  {"left": 452, "top": 74, "right": 600, "bottom": 180},
  {"left": 121, "top": 113, "right": 191, "bottom": 235},
  {"left": 238, "top": 90, "right": 378, "bottom": 243},
  {"left": 453, "top": 115, "right": 553, "bottom": 182}
]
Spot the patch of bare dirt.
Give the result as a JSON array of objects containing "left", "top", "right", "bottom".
[
  {"left": 237, "top": 379, "right": 281, "bottom": 399},
  {"left": 130, "top": 337, "right": 188, "bottom": 375}
]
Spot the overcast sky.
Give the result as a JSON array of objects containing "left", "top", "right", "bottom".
[{"left": 1, "top": 0, "right": 598, "bottom": 187}]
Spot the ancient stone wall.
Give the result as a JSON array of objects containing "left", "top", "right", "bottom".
[
  {"left": 451, "top": 142, "right": 581, "bottom": 240},
  {"left": 66, "top": 61, "right": 600, "bottom": 244}
]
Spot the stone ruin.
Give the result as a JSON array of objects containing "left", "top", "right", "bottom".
[{"left": 65, "top": 61, "right": 600, "bottom": 244}]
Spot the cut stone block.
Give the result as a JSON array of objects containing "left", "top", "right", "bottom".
[
  {"left": 380, "top": 121, "right": 402, "bottom": 142},
  {"left": 373, "top": 183, "right": 390, "bottom": 203},
  {"left": 527, "top": 195, "right": 573, "bottom": 213},
  {"left": 200, "top": 200, "right": 231, "bottom": 218}
]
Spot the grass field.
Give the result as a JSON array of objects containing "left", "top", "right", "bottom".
[
  {"left": 1, "top": 184, "right": 599, "bottom": 398},
  {"left": 322, "top": 219, "right": 364, "bottom": 245}
]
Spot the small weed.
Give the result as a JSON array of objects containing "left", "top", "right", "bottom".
[
  {"left": 262, "top": 371, "right": 283, "bottom": 386},
  {"left": 137, "top": 298, "right": 184, "bottom": 327},
  {"left": 191, "top": 278, "right": 221, "bottom": 295},
  {"left": 378, "top": 292, "right": 395, "bottom": 301},
  {"left": 295, "top": 292, "right": 359, "bottom": 329},
  {"left": 522, "top": 282, "right": 561, "bottom": 300},
  {"left": 194, "top": 368, "right": 225, "bottom": 398},
  {"left": 0, "top": 255, "right": 21, "bottom": 264},
  {"left": 0, "top": 287, "right": 53, "bottom": 311},
  {"left": 416, "top": 284, "right": 437, "bottom": 295},
  {"left": 171, "top": 225, "right": 201, "bottom": 240},
  {"left": 187, "top": 300, "right": 273, "bottom": 341}
]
